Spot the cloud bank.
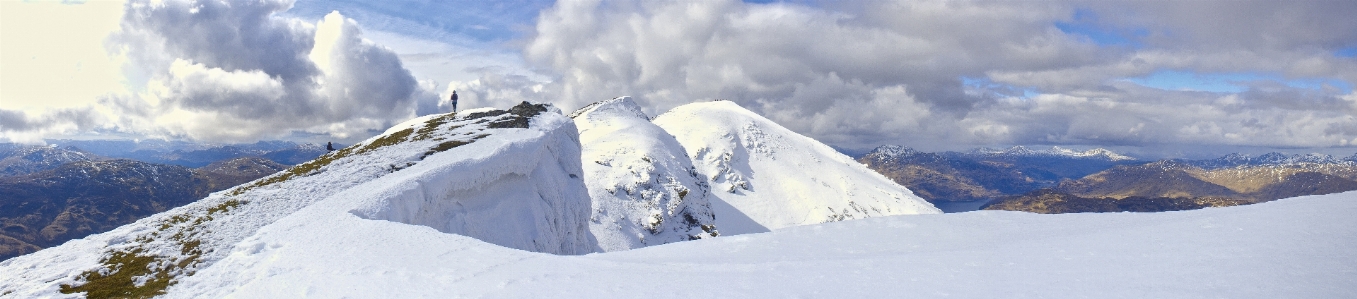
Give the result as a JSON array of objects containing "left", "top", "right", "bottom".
[
  {"left": 456, "top": 0, "right": 1357, "bottom": 155},
  {"left": 4, "top": 0, "right": 1355, "bottom": 158}
]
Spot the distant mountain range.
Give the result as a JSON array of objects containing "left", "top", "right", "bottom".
[
  {"left": 858, "top": 146, "right": 1357, "bottom": 214},
  {"left": 0, "top": 143, "right": 305, "bottom": 261},
  {"left": 858, "top": 145, "right": 1142, "bottom": 203},
  {"left": 46, "top": 140, "right": 330, "bottom": 167},
  {"left": 984, "top": 153, "right": 1357, "bottom": 213},
  {"left": 0, "top": 156, "right": 286, "bottom": 260}
]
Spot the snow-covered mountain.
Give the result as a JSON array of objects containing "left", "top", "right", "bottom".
[
  {"left": 571, "top": 97, "right": 718, "bottom": 251},
  {"left": 0, "top": 102, "right": 595, "bottom": 297},
  {"left": 653, "top": 101, "right": 939, "bottom": 234}
]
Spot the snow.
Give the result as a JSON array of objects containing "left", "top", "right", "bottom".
[
  {"left": 572, "top": 97, "right": 717, "bottom": 252},
  {"left": 347, "top": 106, "right": 594, "bottom": 255},
  {"left": 16, "top": 190, "right": 1351, "bottom": 298},
  {"left": 5, "top": 100, "right": 1352, "bottom": 298},
  {"left": 193, "top": 191, "right": 1357, "bottom": 298},
  {"left": 653, "top": 100, "right": 940, "bottom": 234},
  {"left": 0, "top": 103, "right": 595, "bottom": 297}
]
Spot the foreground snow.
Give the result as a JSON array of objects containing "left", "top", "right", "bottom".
[{"left": 159, "top": 191, "right": 1357, "bottom": 297}]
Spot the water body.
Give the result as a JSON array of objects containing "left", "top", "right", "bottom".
[{"left": 930, "top": 200, "right": 995, "bottom": 213}]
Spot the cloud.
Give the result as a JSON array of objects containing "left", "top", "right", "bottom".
[
  {"left": 4, "top": 0, "right": 1355, "bottom": 154},
  {"left": 504, "top": 0, "right": 1110, "bottom": 144},
  {"left": 451, "top": 0, "right": 1357, "bottom": 154},
  {"left": 0, "top": 108, "right": 105, "bottom": 144},
  {"left": 92, "top": 0, "right": 436, "bottom": 142}
]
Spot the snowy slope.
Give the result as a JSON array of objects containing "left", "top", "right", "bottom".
[
  {"left": 0, "top": 102, "right": 594, "bottom": 298},
  {"left": 48, "top": 189, "right": 1357, "bottom": 298},
  {"left": 652, "top": 101, "right": 940, "bottom": 234},
  {"left": 571, "top": 97, "right": 718, "bottom": 251}
]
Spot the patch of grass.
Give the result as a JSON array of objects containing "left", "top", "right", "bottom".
[
  {"left": 58, "top": 248, "right": 174, "bottom": 299},
  {"left": 62, "top": 198, "right": 246, "bottom": 298},
  {"left": 356, "top": 128, "right": 414, "bottom": 155},
  {"left": 421, "top": 134, "right": 489, "bottom": 159},
  {"left": 206, "top": 199, "right": 243, "bottom": 215},
  {"left": 159, "top": 214, "right": 193, "bottom": 230},
  {"left": 414, "top": 113, "right": 458, "bottom": 141}
]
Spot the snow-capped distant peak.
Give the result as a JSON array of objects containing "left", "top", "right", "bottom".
[
  {"left": 971, "top": 145, "right": 1135, "bottom": 161},
  {"left": 868, "top": 145, "right": 918, "bottom": 157},
  {"left": 1192, "top": 152, "right": 1354, "bottom": 168}
]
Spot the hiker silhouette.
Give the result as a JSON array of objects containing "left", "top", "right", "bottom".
[{"left": 450, "top": 90, "right": 459, "bottom": 112}]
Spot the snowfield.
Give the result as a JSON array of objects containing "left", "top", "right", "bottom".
[
  {"left": 2, "top": 100, "right": 1352, "bottom": 298},
  {"left": 90, "top": 191, "right": 1357, "bottom": 298}
]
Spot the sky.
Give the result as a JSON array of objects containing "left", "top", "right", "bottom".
[{"left": 2, "top": 0, "right": 1356, "bottom": 159}]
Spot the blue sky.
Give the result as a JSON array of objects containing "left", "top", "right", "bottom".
[{"left": 2, "top": 0, "right": 1356, "bottom": 158}]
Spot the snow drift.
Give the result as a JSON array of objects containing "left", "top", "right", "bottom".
[
  {"left": 347, "top": 103, "right": 594, "bottom": 255},
  {"left": 571, "top": 96, "right": 717, "bottom": 252},
  {"left": 653, "top": 100, "right": 940, "bottom": 234}
]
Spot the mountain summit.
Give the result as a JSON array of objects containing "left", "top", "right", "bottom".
[
  {"left": 572, "top": 97, "right": 718, "bottom": 251},
  {"left": 654, "top": 101, "right": 940, "bottom": 234}
]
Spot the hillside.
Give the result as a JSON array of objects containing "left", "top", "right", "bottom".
[
  {"left": 0, "top": 157, "right": 286, "bottom": 261},
  {"left": 0, "top": 145, "right": 100, "bottom": 177},
  {"left": 0, "top": 102, "right": 595, "bottom": 298},
  {"left": 195, "top": 157, "right": 290, "bottom": 191},
  {"left": 859, "top": 146, "right": 1039, "bottom": 202}
]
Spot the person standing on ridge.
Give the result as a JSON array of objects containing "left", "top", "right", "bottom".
[{"left": 450, "top": 90, "right": 459, "bottom": 113}]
